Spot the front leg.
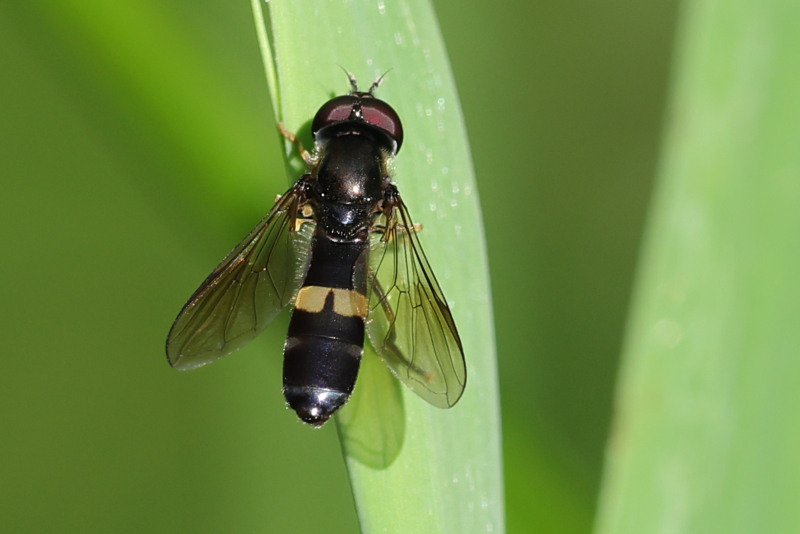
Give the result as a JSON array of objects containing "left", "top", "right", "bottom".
[{"left": 278, "top": 122, "right": 313, "bottom": 165}]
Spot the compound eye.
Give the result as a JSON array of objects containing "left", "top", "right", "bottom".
[
  {"left": 311, "top": 94, "right": 404, "bottom": 151},
  {"left": 311, "top": 95, "right": 359, "bottom": 135},
  {"left": 361, "top": 99, "right": 403, "bottom": 150}
]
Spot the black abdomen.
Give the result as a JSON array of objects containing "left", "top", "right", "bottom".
[{"left": 283, "top": 235, "right": 368, "bottom": 426}]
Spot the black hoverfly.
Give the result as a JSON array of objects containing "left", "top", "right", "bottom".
[{"left": 166, "top": 74, "right": 466, "bottom": 426}]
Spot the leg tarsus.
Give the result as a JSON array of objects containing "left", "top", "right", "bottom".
[{"left": 278, "top": 122, "right": 312, "bottom": 164}]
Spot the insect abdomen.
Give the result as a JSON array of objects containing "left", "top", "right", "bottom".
[{"left": 283, "top": 237, "right": 368, "bottom": 426}]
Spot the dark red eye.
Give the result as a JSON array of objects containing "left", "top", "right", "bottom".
[
  {"left": 361, "top": 99, "right": 403, "bottom": 149},
  {"left": 311, "top": 96, "right": 358, "bottom": 134},
  {"left": 312, "top": 95, "right": 404, "bottom": 150}
]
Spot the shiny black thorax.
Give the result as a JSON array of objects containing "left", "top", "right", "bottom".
[
  {"left": 309, "top": 122, "right": 394, "bottom": 240},
  {"left": 283, "top": 121, "right": 396, "bottom": 426}
]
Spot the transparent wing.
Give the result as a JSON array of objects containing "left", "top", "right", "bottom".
[
  {"left": 166, "top": 182, "right": 314, "bottom": 369},
  {"left": 365, "top": 190, "right": 466, "bottom": 408}
]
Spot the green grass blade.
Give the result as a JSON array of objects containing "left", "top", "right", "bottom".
[
  {"left": 252, "top": 1, "right": 503, "bottom": 532},
  {"left": 596, "top": 0, "right": 800, "bottom": 531}
]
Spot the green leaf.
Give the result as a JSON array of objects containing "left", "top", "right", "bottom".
[
  {"left": 252, "top": 1, "right": 504, "bottom": 532},
  {"left": 596, "top": 0, "right": 800, "bottom": 532}
]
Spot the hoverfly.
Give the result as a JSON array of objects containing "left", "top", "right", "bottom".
[{"left": 166, "top": 74, "right": 466, "bottom": 426}]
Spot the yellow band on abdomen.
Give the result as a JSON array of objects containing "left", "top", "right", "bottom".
[{"left": 295, "top": 286, "right": 367, "bottom": 318}]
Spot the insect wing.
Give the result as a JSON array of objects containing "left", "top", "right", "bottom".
[
  {"left": 166, "top": 183, "right": 313, "bottom": 369},
  {"left": 365, "top": 194, "right": 466, "bottom": 408}
]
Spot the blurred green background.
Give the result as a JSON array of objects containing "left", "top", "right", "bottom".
[{"left": 0, "top": 1, "right": 677, "bottom": 532}]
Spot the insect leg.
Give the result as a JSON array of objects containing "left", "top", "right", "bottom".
[{"left": 277, "top": 123, "right": 312, "bottom": 164}]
